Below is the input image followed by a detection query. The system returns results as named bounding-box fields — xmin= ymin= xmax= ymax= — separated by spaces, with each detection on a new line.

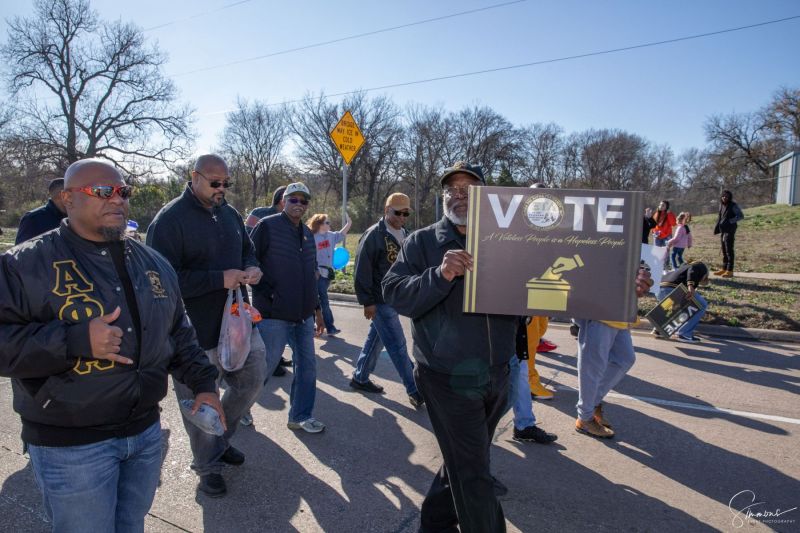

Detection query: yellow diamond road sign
xmin=330 ymin=111 xmax=365 ymax=165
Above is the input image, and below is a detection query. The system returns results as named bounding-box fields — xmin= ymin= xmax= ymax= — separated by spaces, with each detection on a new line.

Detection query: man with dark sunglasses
xmin=351 ymin=193 xmax=423 ymax=408
xmin=147 ymin=154 xmax=268 ymax=497
xmin=0 ymin=158 xmax=222 ymax=531
xmin=251 ymin=182 xmax=327 ymax=434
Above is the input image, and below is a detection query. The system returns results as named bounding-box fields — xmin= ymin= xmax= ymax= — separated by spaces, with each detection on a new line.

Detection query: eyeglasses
xmin=392 ymin=209 xmax=411 ymax=217
xmin=443 ymin=186 xmax=470 ymax=199
xmin=196 ymin=171 xmax=232 ymax=189
xmin=65 ymin=185 xmax=133 ymax=200
xmin=286 ymin=197 xmax=309 ymax=205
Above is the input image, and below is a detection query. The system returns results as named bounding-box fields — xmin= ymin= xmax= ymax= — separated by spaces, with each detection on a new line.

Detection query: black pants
xmin=721 ymin=231 xmax=736 ymax=271
xmin=415 ymin=363 xmax=510 ymax=533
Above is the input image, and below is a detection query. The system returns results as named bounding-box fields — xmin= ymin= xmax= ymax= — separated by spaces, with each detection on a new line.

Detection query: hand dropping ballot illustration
xmin=463 ymin=186 xmax=643 ymax=322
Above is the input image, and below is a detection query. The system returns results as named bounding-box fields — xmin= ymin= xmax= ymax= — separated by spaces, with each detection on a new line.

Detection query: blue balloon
xmin=332 ymin=247 xmax=350 ymax=270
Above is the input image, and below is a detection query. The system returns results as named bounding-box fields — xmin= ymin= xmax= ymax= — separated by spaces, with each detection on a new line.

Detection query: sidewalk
xmin=713 ymin=271 xmax=800 ymax=282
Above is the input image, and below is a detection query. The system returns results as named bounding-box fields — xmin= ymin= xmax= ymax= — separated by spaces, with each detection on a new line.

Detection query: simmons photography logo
xmin=729 ymin=490 xmax=797 ymax=529
xmin=524 ymin=194 xmax=564 ymax=230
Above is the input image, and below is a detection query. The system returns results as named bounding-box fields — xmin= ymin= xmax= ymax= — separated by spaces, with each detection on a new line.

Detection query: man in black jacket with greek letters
xmin=0 ymin=159 xmax=222 ymax=532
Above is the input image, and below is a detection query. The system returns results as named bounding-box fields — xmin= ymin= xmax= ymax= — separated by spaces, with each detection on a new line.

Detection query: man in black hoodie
xmin=147 ymin=154 xmax=268 ymax=497
xmin=713 ymin=190 xmax=744 ymax=278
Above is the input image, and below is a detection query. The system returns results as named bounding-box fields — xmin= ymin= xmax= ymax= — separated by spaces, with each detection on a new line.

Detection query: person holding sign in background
xmin=656 ymin=261 xmax=709 ymax=343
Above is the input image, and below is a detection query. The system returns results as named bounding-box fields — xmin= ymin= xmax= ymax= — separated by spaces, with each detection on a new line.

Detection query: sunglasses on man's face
xmin=286 ymin=197 xmax=309 ymax=206
xmin=392 ymin=209 xmax=411 ymax=217
xmin=66 ymin=185 xmax=133 ymax=200
xmin=196 ymin=170 xmax=232 ymax=189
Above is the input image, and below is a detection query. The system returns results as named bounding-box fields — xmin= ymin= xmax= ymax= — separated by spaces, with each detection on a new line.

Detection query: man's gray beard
xmin=443 ymin=201 xmax=467 ymax=226
xmin=100 ymin=224 xmax=126 ymax=241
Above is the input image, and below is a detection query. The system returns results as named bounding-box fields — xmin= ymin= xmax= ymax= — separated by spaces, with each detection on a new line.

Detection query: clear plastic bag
xmin=218 ymin=287 xmax=252 ymax=372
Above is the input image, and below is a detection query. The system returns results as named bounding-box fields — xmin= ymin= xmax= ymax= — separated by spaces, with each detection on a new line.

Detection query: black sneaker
xmin=349 ymin=378 xmax=384 ymax=394
xmin=198 ymin=473 xmax=227 ymax=497
xmin=327 ymin=327 xmax=342 ymax=336
xmin=569 ymin=324 xmax=580 ymax=337
xmin=279 ymin=357 xmax=292 ymax=367
xmin=273 ymin=364 xmax=287 ymax=377
xmin=408 ymin=392 xmax=425 ymax=408
xmin=513 ymin=425 xmax=558 ymax=444
xmin=221 ymin=446 xmax=245 ymax=466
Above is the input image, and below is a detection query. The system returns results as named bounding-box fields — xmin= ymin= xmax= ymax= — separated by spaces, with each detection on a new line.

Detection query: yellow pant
xmin=527 ymin=316 xmax=549 ymax=388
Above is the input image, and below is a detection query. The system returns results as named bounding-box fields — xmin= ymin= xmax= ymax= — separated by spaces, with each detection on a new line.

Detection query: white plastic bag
xmin=218 ymin=287 xmax=252 ymax=372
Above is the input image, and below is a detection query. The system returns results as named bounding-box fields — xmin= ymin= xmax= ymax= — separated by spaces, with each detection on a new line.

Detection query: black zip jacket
xmin=382 ymin=217 xmax=517 ymax=377
xmin=0 ymin=221 xmax=218 ymax=446
xmin=354 ymin=218 xmax=407 ymax=306
xmin=713 ymin=201 xmax=744 ymax=235
xmin=251 ymin=213 xmax=319 ymax=322
xmin=147 ymin=185 xmax=258 ymax=349
xmin=15 ymin=199 xmax=66 ymax=245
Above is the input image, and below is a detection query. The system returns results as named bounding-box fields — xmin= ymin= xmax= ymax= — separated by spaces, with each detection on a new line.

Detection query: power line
xmin=143 ymin=0 xmax=256 ymax=32
xmin=173 ymin=0 xmax=527 ymax=76
xmin=258 ymin=15 xmax=800 ymax=107
xmin=201 ymin=13 xmax=800 ymax=115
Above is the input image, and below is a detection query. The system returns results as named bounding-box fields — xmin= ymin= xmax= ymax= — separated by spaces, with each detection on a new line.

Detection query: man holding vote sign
xmin=384 ymin=162 xmax=652 ymax=532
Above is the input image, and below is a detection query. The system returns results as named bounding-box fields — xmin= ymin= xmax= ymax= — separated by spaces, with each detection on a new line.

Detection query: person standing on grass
xmin=308 ymin=211 xmax=351 ymax=336
xmin=667 ymin=212 xmax=693 ymax=269
xmin=713 ymin=191 xmax=744 ymax=278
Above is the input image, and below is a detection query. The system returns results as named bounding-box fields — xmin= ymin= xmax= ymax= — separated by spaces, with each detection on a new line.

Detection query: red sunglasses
xmin=66 ymin=185 xmax=134 ymax=200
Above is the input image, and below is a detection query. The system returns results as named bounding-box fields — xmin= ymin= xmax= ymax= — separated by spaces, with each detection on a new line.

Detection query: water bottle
xmin=179 ymin=399 xmax=225 ymax=436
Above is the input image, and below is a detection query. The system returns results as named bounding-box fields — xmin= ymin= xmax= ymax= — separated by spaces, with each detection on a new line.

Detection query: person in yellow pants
xmin=527 ymin=316 xmax=555 ymax=400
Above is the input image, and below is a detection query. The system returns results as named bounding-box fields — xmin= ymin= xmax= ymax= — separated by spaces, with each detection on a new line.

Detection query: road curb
xmin=327 ymin=292 xmax=800 ymax=344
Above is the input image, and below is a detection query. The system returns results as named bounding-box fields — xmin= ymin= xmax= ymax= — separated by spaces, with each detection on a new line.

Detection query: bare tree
xmin=1 ymin=0 xmax=193 ymax=174
xmin=762 ymin=86 xmax=800 ymax=151
xmin=516 ymin=122 xmax=563 ymax=186
xmin=220 ymin=97 xmax=288 ymax=208
xmin=446 ymin=105 xmax=518 ymax=178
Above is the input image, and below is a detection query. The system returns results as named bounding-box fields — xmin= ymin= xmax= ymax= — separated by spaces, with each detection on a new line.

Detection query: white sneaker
xmin=287 ymin=417 xmax=326 ymax=433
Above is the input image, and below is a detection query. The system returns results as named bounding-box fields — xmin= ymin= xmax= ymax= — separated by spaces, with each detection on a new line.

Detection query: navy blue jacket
xmin=146 ymin=185 xmax=258 ymax=349
xmin=251 ymin=213 xmax=319 ymax=322
xmin=382 ymin=217 xmax=517 ymax=377
xmin=15 ymin=200 xmax=66 ymax=245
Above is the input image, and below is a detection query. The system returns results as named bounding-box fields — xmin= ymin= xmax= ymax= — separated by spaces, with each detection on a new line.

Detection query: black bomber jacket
xmin=0 ymin=221 xmax=218 ymax=446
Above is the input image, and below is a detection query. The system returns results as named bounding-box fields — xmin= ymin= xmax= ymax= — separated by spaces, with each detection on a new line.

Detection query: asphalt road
xmin=1 ymin=302 xmax=798 ymax=532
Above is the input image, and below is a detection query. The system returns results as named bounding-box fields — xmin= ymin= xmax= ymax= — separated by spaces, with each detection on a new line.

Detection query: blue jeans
xmin=262 ymin=316 xmax=318 ymax=423
xmin=670 ymin=247 xmax=685 ymax=269
xmin=174 ymin=327 xmax=267 ymax=476
xmin=317 ymin=276 xmax=336 ymax=333
xmin=658 ymin=287 xmax=707 ymax=338
xmin=575 ymin=320 xmax=636 ymax=421
xmin=505 ymin=356 xmax=536 ymax=430
xmin=28 ymin=421 xmax=162 ymax=533
xmin=353 ymin=304 xmax=417 ymax=394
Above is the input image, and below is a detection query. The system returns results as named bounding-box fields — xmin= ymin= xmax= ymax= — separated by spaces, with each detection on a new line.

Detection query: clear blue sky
xmin=2 ymin=0 xmax=799 ymax=158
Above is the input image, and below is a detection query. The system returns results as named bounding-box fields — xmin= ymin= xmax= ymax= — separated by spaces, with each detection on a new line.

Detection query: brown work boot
xmin=713 ymin=268 xmax=727 ymax=275
xmin=593 ymin=404 xmax=612 ymax=428
xmin=575 ymin=417 xmax=615 ymax=439
xmin=720 ymin=270 xmax=733 ymax=278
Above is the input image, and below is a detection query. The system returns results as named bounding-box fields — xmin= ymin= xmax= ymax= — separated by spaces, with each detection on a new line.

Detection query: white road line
xmin=555 ymin=385 xmax=800 ymax=425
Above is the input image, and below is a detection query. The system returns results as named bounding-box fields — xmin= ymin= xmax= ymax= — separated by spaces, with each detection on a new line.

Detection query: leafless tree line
xmin=1 ymin=0 xmax=798 ymax=229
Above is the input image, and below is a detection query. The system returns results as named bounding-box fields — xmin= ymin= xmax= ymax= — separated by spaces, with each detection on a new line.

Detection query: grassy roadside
xmin=3 ymin=204 xmax=798 ymax=331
